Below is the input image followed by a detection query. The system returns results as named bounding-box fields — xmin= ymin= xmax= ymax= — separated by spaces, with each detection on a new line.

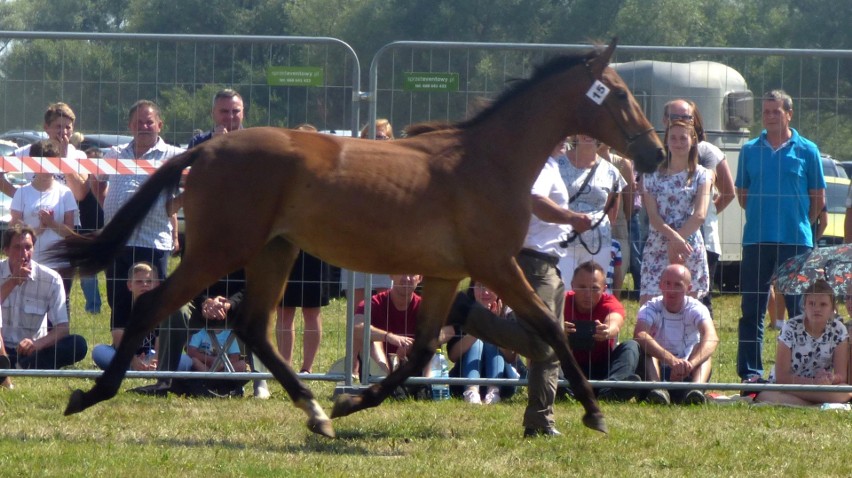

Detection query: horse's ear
xmin=589 ymin=38 xmax=617 ymax=76
xmin=600 ymin=38 xmax=617 ymax=64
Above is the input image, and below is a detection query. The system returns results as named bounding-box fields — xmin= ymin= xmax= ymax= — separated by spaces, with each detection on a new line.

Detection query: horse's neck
xmin=466 ymin=82 xmax=581 ymax=188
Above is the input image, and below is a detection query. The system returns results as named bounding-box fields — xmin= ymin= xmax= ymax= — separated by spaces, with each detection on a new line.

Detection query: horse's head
xmin=584 ymin=40 xmax=664 ymax=173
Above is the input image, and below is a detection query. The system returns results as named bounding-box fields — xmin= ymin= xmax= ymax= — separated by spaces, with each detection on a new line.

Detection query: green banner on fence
xmin=403 ymin=72 xmax=459 ymax=92
xmin=266 ymin=66 xmax=324 ymax=87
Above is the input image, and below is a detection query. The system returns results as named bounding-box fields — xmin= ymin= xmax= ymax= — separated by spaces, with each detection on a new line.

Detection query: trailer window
xmin=725 ymin=91 xmax=754 ymax=130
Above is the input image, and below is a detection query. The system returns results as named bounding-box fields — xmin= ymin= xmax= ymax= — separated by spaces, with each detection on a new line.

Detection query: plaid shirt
xmin=0 ymin=259 xmax=67 ymax=346
xmin=103 ymin=138 xmax=184 ymax=250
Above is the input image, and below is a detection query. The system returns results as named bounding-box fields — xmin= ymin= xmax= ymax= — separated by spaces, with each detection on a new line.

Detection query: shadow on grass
xmin=6 ymin=423 xmax=447 ymax=456
xmin=155 ymin=425 xmax=444 ymax=456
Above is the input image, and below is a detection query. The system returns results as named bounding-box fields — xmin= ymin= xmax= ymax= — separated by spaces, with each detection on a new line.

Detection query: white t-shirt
xmin=524 ymin=156 xmax=572 ymax=257
xmin=11 ymin=182 xmax=79 ymax=268
xmin=557 ymin=154 xmax=627 ymax=251
xmin=636 ymin=295 xmax=712 ymax=359
xmin=697 ymin=141 xmax=725 ymax=254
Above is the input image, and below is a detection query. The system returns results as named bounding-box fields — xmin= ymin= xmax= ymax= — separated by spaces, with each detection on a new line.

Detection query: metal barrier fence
xmin=0 ymin=31 xmax=361 ymax=139
xmin=363 ymin=41 xmax=852 ymax=395
xmin=0 ymin=31 xmax=362 ymax=386
xmin=4 ymin=32 xmax=852 ymax=397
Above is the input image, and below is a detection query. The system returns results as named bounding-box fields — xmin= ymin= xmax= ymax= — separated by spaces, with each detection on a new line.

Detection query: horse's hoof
xmin=331 ymin=393 xmax=362 ymax=419
xmin=582 ymin=412 xmax=608 ymax=434
xmin=64 ymin=389 xmax=86 ymax=416
xmin=294 ymin=398 xmax=335 ymax=438
xmin=308 ymin=417 xmax=336 ymax=438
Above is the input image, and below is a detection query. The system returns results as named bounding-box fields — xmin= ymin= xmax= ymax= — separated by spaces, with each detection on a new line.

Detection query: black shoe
xmin=599 ymin=373 xmax=642 ymax=401
xmin=645 ymin=388 xmax=671 ymax=405
xmin=206 ymin=387 xmax=244 ymax=398
xmin=446 ymin=292 xmax=474 ymax=328
xmin=683 ymin=389 xmax=707 ymax=405
xmin=129 ymin=380 xmax=171 ymax=397
xmin=740 ymin=375 xmax=768 ymax=399
xmin=596 ymin=387 xmax=618 ymax=401
xmin=523 ymin=426 xmax=562 ymax=438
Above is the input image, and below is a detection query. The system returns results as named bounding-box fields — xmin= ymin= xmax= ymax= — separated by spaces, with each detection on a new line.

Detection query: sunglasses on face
xmin=668 ymin=113 xmax=694 ymax=122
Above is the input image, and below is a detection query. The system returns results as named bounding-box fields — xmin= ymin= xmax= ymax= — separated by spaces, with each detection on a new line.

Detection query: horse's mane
xmin=402 ymin=121 xmax=457 ymax=137
xmin=458 ymin=47 xmax=600 ymax=130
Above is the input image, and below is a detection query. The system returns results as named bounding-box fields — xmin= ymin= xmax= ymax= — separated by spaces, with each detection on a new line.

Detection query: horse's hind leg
xmin=332 ymin=277 xmax=459 ymax=418
xmin=234 ymin=237 xmax=334 ymax=438
xmin=65 ymin=266 xmax=212 ymax=415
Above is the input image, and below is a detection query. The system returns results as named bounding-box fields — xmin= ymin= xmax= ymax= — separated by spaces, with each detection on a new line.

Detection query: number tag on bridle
xmin=586 ymin=80 xmax=610 ymax=105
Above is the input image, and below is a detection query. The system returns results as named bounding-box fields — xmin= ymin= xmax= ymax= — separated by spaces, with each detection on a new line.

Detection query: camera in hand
xmin=568 ymin=320 xmax=596 ymax=351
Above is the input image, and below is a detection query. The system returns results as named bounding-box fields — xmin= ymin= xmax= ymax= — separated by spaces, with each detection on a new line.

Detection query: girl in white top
xmin=10 ymin=141 xmax=79 ymax=275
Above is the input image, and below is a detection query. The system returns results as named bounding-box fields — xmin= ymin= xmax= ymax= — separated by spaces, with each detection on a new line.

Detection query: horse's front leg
xmin=520 ymin=300 xmax=606 ymax=433
xmin=332 ymin=277 xmax=459 ymax=418
xmin=468 ymin=262 xmax=606 ymax=434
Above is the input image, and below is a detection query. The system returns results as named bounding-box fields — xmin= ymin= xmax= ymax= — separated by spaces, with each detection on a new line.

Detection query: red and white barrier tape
xmin=1 ymin=156 xmax=165 ymax=176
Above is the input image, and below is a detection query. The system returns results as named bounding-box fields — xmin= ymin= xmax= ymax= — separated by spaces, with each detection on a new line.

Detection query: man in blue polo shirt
xmin=187 ymin=88 xmax=244 ymax=148
xmin=734 ymin=89 xmax=825 ymax=383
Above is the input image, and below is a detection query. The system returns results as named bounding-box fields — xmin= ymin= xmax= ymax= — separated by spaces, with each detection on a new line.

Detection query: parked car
xmin=0 ymin=139 xmax=17 ymax=156
xmin=838 ymin=161 xmax=852 ymax=179
xmin=0 ymin=130 xmax=47 ymax=147
xmin=822 ymin=154 xmax=848 ymax=179
xmin=816 ymin=175 xmax=851 ymax=247
xmin=79 ymin=133 xmax=133 ymax=152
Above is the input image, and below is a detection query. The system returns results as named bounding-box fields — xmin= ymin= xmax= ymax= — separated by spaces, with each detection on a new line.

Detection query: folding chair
xmin=206 ymin=330 xmax=239 ymax=373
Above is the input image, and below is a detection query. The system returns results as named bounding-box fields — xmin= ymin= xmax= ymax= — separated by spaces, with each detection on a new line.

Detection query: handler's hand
xmin=16 ymin=338 xmax=36 ymax=357
xmin=202 ymin=296 xmax=231 ymax=320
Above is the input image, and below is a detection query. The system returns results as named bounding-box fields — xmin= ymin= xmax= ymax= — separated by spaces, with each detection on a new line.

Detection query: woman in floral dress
xmin=639 ymin=120 xmax=711 ymax=304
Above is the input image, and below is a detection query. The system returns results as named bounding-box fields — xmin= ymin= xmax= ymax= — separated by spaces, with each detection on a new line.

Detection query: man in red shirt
xmin=353 ymin=273 xmax=453 ymax=375
xmin=564 ymin=261 xmax=641 ymax=400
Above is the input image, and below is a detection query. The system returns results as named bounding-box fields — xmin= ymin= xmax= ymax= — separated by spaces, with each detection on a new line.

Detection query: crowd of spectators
xmin=1 ymin=88 xmax=849 ymax=439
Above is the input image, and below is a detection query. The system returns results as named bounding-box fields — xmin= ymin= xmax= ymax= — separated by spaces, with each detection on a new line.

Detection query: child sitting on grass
xmin=756 ymin=279 xmax=852 ymax=406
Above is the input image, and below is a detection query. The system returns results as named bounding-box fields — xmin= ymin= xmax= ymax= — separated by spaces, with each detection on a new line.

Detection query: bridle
xmin=583 ymin=61 xmax=655 ymax=148
xmin=557 ymin=61 xmax=652 ymax=249
xmin=559 ymin=182 xmax=619 ymax=250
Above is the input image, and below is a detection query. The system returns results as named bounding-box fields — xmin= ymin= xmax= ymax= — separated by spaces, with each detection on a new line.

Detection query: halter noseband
xmin=558 ymin=61 xmax=652 ymax=249
xmin=584 ymin=61 xmax=655 ymax=146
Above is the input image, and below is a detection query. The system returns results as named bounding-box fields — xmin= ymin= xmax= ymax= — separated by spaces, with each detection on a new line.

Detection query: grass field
xmin=2 ymin=276 xmax=852 ymax=477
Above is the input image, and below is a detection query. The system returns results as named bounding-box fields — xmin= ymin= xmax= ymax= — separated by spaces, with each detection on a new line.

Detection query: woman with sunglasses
xmin=556 ymin=135 xmax=627 ymax=287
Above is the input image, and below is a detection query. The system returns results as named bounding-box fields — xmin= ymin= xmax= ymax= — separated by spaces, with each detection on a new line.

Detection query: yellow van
xmin=817 ymin=175 xmax=851 ymax=247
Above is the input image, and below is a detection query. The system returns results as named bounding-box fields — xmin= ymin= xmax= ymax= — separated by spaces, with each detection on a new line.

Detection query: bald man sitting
xmin=633 ymin=264 xmax=719 ymax=405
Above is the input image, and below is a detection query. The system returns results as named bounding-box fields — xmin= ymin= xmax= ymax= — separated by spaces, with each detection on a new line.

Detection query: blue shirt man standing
xmin=734 ymin=89 xmax=825 ymax=382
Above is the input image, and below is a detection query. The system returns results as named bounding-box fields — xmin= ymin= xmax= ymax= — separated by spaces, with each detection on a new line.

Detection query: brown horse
xmin=54 ymin=40 xmax=663 ymax=438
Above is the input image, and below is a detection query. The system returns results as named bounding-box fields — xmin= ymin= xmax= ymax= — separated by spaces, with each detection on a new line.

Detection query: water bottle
xmin=142 ymin=349 xmax=157 ymax=367
xmin=430 ymin=348 xmax=450 ymax=401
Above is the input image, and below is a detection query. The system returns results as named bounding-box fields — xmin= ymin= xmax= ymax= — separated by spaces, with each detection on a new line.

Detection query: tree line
xmin=1 ymin=0 xmax=850 ymax=154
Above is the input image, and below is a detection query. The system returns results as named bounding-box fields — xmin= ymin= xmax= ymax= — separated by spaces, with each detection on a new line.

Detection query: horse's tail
xmin=50 ymin=149 xmax=198 ymax=275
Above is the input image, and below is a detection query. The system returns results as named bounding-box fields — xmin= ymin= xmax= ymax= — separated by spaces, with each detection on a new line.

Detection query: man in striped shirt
xmin=99 ymin=100 xmax=183 ymax=359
